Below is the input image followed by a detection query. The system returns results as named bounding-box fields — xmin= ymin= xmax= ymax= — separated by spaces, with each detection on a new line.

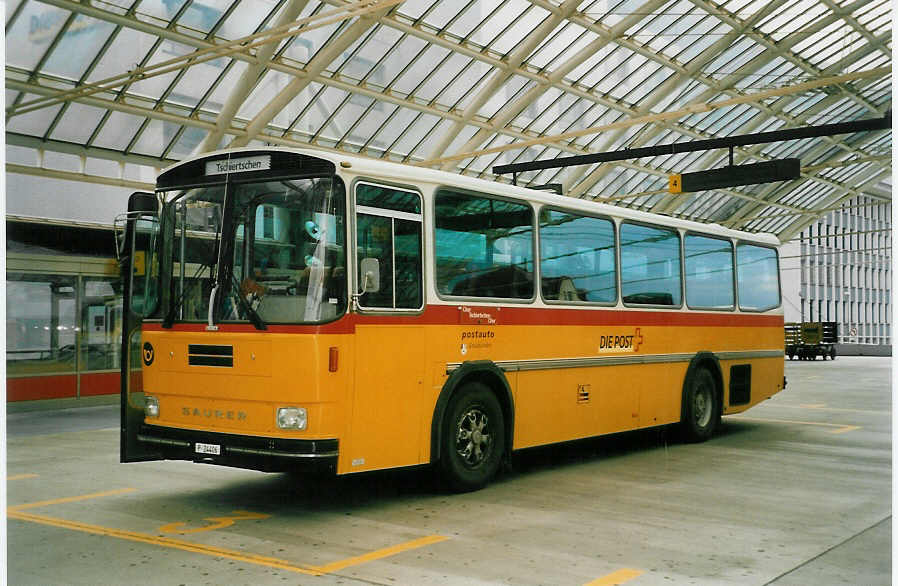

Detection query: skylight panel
xmin=5 ymin=0 xmax=24 ymax=27
xmin=446 ymin=0 xmax=504 ymax=39
xmin=166 ymin=59 xmax=231 ymax=108
xmin=441 ymin=60 xmax=491 ymax=110
xmin=569 ymin=45 xmax=621 ymax=88
xmin=162 ymin=126 xmax=204 ymax=157
xmin=42 ymin=15 xmax=117 ymax=82
xmin=216 ymin=0 xmax=279 ymax=40
xmin=591 ymin=51 xmax=650 ymax=101
xmin=414 ymin=0 xmax=469 ymax=30
xmin=406 ymin=117 xmax=453 ymax=161
xmin=475 ymin=0 xmax=531 ymax=46
xmin=419 ymin=52 xmax=476 ymax=104
xmin=129 ymin=119 xmax=170 ymax=157
xmin=172 ymin=0 xmax=230 ymax=37
xmin=136 ymin=0 xmax=188 ymax=29
xmin=489 ymin=5 xmax=551 ymax=56
xmin=7 ymin=98 xmax=63 ymax=137
xmin=390 ymin=44 xmax=452 ymax=99
xmin=6 ymin=2 xmax=71 ymax=71
xmin=395 ymin=0 xmax=439 ymax=22
xmin=84 ymin=28 xmax=155 ymax=84
xmin=91 ymin=111 xmax=146 ymax=150
xmin=527 ymin=21 xmax=591 ymax=71
xmin=46 ymin=103 xmax=106 ymax=145
xmin=476 ymin=75 xmax=533 ymax=120
xmin=372 ymin=35 xmax=430 ymax=90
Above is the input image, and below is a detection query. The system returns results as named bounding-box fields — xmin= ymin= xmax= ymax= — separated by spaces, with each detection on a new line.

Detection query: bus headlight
xmin=277 ymin=407 xmax=307 ymax=430
xmin=144 ymin=395 xmax=160 ymax=418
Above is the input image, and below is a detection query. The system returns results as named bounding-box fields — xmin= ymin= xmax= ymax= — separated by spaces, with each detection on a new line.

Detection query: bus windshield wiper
xmin=229 ymin=273 xmax=267 ymax=330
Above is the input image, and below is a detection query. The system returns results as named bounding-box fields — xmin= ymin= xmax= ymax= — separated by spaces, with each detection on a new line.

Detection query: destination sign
xmin=205 ymin=155 xmax=271 ymax=176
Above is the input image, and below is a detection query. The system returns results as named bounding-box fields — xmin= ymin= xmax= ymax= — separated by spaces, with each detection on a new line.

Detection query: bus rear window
xmin=435 ymin=191 xmax=534 ymax=300
xmin=737 ymin=243 xmax=780 ymax=311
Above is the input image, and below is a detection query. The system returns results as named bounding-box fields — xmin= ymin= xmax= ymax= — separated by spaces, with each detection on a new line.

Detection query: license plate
xmin=195 ymin=442 xmax=221 ymax=455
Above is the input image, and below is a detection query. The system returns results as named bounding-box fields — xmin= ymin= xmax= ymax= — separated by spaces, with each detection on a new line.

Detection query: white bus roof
xmin=160 ymin=146 xmax=782 ymax=247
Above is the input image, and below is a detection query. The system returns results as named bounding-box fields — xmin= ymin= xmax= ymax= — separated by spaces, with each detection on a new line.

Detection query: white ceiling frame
xmin=774 ymin=166 xmax=891 ymax=241
xmin=425 ymin=0 xmax=583 ymax=167
xmin=562 ymin=0 xmax=792 ymax=199
xmin=195 ymin=0 xmax=311 ymax=154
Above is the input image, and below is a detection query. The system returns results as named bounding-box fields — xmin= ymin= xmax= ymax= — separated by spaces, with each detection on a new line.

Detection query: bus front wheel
xmin=438 ymin=383 xmax=505 ymax=492
xmin=681 ymin=368 xmax=720 ymax=443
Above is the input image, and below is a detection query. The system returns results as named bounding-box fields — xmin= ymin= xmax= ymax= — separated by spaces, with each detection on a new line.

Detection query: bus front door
xmin=120 ymin=192 xmax=163 ymax=463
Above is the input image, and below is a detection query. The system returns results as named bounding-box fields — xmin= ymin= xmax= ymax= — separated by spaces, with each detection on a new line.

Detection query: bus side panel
xmin=342 ymin=325 xmax=427 ymax=474
xmin=513 ymin=366 xmax=639 ymax=449
xmin=722 ymin=356 xmax=785 ymax=415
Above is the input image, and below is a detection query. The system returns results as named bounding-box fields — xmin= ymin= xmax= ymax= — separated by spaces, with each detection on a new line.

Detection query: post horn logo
xmin=142 ymin=342 xmax=155 ymax=366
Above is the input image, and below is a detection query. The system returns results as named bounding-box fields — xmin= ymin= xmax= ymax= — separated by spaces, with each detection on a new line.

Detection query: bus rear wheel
xmin=438 ymin=383 xmax=505 ymax=492
xmin=680 ymin=368 xmax=720 ymax=443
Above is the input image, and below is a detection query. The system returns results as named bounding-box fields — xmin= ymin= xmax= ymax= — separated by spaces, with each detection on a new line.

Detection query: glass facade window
xmin=737 ymin=244 xmax=781 ymax=311
xmin=6 ymin=274 xmax=77 ymax=377
xmin=539 ymin=208 xmax=616 ymax=303
xmin=685 ymin=234 xmax=734 ymax=310
xmin=620 ymin=223 xmax=681 ymax=306
xmin=435 ymin=191 xmax=534 ymax=300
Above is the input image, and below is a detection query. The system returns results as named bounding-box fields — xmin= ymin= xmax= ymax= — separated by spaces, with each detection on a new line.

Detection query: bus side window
xmin=539 ymin=208 xmax=616 ymax=303
xmin=435 ymin=190 xmax=534 ymax=300
xmin=685 ymin=234 xmax=734 ymax=310
xmin=620 ymin=223 xmax=681 ymax=306
xmin=355 ymin=183 xmax=423 ymax=311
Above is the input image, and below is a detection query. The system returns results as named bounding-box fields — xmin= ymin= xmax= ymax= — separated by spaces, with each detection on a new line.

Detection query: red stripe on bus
xmin=142 ymin=305 xmax=782 ymax=334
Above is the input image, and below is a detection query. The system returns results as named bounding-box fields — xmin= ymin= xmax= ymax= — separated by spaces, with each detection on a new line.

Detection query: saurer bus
xmin=120 ymin=147 xmax=785 ymax=491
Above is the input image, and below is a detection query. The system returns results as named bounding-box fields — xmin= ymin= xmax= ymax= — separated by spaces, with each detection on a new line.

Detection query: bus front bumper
xmin=138 ymin=424 xmax=339 ymax=473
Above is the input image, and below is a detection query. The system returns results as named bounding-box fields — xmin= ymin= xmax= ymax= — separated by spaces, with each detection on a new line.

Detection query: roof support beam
xmin=775 ymin=168 xmax=891 ymax=241
xmin=229 ymin=2 xmax=395 ymax=147
xmin=6 ymin=163 xmax=155 ymax=191
xmin=196 ymin=0 xmax=311 ymax=154
xmin=425 ymin=0 xmax=581 ymax=168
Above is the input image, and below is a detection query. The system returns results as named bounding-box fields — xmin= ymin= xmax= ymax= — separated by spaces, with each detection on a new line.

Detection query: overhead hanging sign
xmin=205 ymin=155 xmax=271 ymax=176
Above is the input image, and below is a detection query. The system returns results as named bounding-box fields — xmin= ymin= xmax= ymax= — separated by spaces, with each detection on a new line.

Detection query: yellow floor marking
xmin=736 ymin=416 xmax=860 ymax=434
xmin=8 ymin=509 xmax=321 ymax=575
xmin=9 ymin=488 xmax=137 ymax=512
xmin=9 ymin=490 xmax=447 ymax=576
xmin=770 ymin=403 xmax=888 ymax=415
xmin=8 ymin=474 xmax=39 ymax=481
xmin=314 ymin=534 xmax=449 ymax=574
xmin=160 ymin=510 xmax=271 ymax=534
xmin=584 ymin=568 xmax=644 ymax=585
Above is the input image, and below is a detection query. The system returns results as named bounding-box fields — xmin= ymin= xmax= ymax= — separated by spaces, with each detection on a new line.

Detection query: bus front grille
xmin=188 ymin=344 xmax=233 ymax=367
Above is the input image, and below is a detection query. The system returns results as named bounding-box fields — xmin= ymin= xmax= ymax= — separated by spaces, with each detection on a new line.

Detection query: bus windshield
xmin=162 ymin=176 xmax=347 ymax=326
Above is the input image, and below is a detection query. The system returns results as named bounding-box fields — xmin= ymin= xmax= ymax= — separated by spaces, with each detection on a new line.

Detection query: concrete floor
xmin=7 ymin=356 xmax=891 ymax=585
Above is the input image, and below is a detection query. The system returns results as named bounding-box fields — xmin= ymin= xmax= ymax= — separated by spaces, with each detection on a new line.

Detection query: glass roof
xmin=5 ymin=0 xmax=892 ymax=238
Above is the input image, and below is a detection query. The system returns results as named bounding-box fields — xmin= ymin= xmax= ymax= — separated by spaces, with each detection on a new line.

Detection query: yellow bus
xmin=120 ymin=147 xmax=785 ymax=491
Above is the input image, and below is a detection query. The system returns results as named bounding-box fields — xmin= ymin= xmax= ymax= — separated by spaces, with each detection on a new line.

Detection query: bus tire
xmin=680 ymin=368 xmax=720 ymax=443
xmin=438 ymin=382 xmax=505 ymax=492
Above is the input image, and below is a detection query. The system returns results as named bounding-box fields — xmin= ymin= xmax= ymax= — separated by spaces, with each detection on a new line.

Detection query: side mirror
xmin=360 ymin=257 xmax=380 ymax=293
